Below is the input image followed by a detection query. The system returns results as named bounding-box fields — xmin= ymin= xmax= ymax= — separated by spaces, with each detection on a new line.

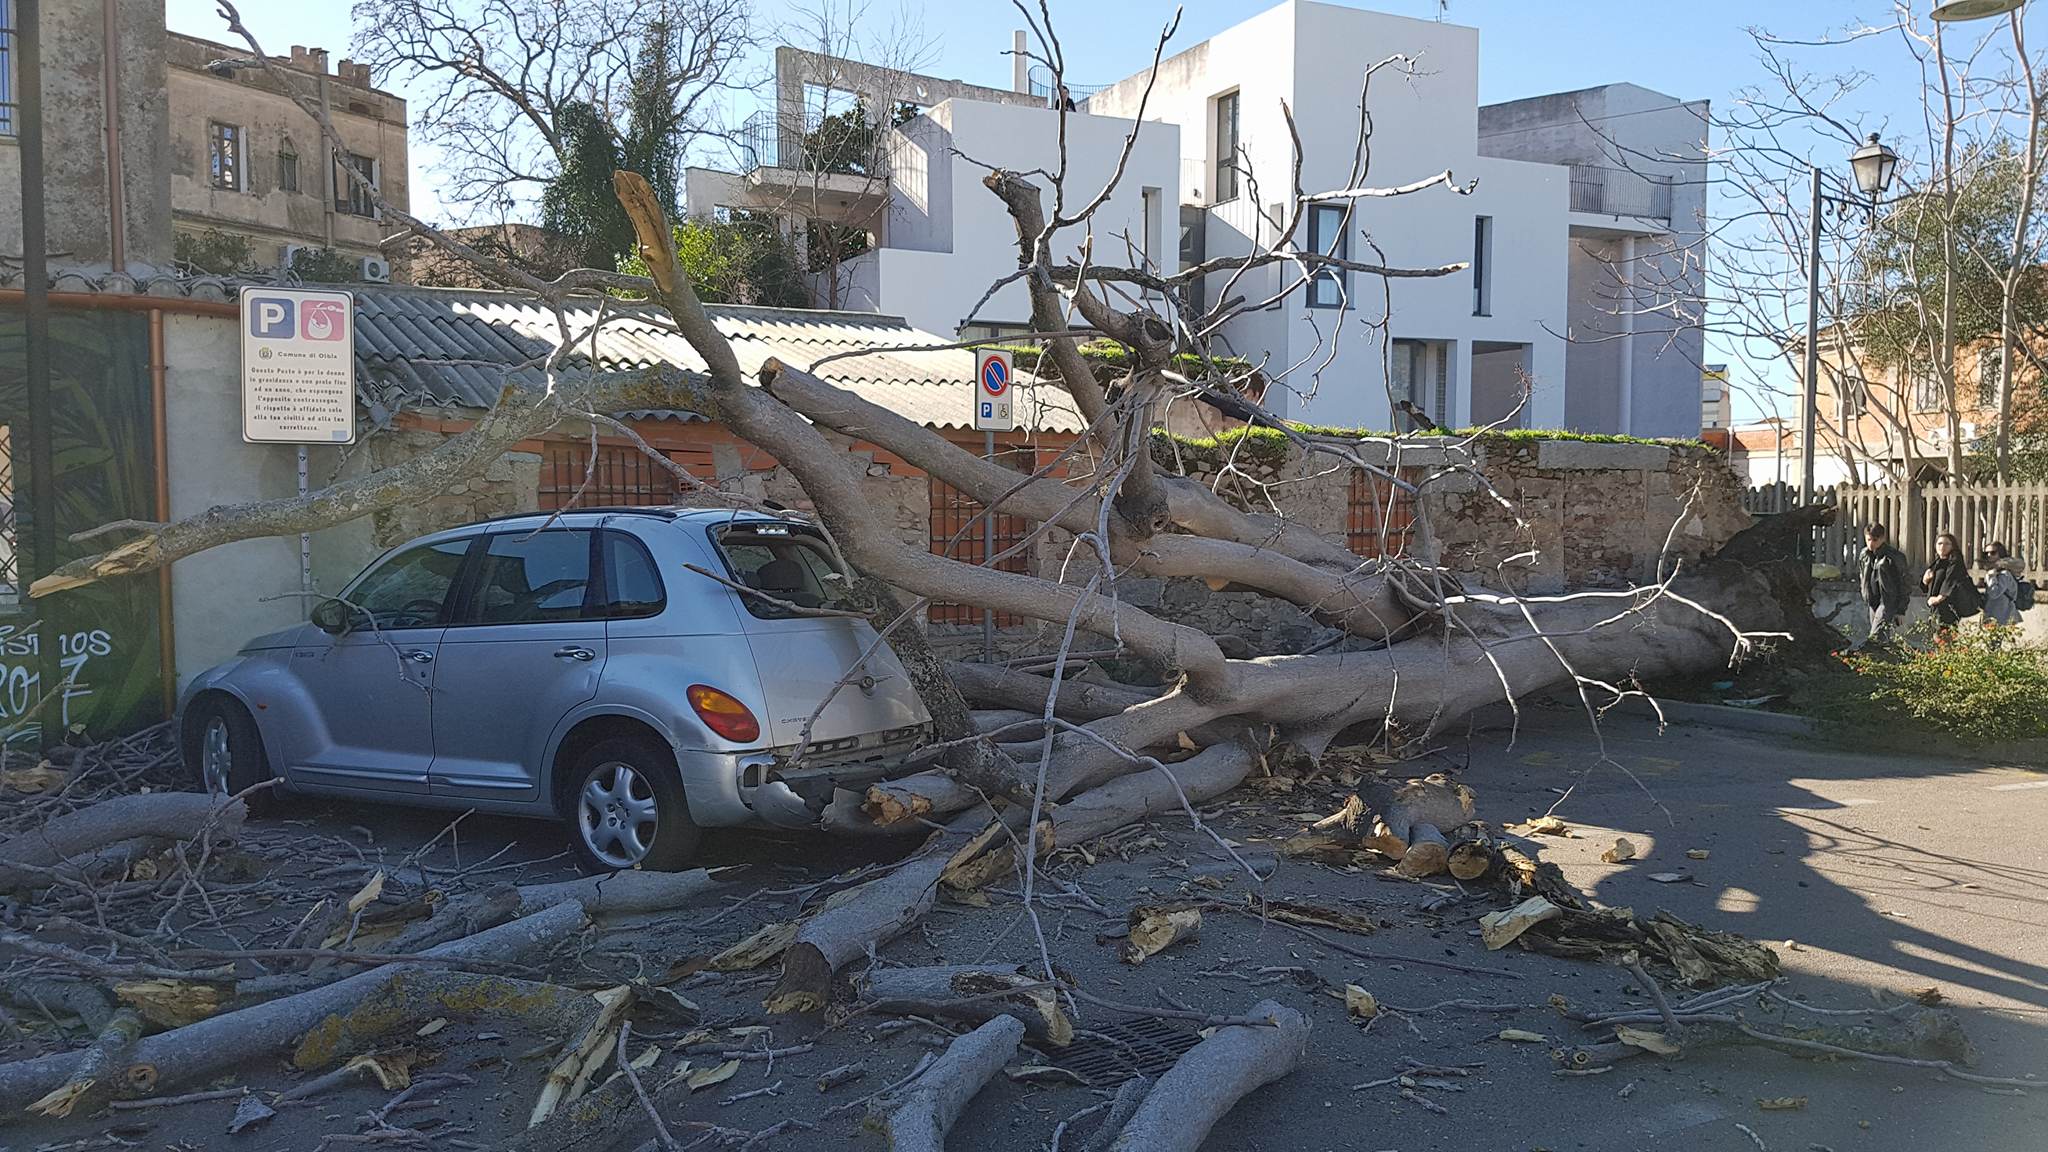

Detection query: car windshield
xmin=712 ymin=523 xmax=844 ymax=618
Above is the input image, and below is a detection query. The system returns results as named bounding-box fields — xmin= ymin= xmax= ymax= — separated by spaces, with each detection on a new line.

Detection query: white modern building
xmin=683 ymin=0 xmax=1708 ymax=438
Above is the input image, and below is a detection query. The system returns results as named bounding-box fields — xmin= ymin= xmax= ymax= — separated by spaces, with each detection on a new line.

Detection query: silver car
xmin=178 ymin=508 xmax=931 ymax=872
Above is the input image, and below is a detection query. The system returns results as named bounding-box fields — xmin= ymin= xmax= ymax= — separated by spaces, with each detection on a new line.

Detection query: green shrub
xmin=1839 ymin=624 xmax=2048 ymax=744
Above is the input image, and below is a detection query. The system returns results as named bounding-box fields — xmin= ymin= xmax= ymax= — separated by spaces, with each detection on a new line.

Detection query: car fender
xmin=182 ymin=652 xmax=329 ymax=781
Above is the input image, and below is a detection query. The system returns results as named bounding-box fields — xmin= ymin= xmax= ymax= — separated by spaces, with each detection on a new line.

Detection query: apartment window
xmin=208 ymin=122 xmax=243 ymax=191
xmin=277 ymin=140 xmax=300 ymax=193
xmin=1213 ymin=90 xmax=1240 ymax=203
xmin=335 ymin=152 xmax=377 ymax=216
xmin=1306 ymin=203 xmax=1348 ymax=309
xmin=1472 ymin=216 xmax=1493 ymax=316
xmin=1837 ymin=368 xmax=1868 ymax=426
xmin=1978 ymin=347 xmax=2005 ymax=409
xmin=1141 ymin=186 xmax=1163 ymax=273
xmin=1909 ymin=366 xmax=1942 ymax=413
xmin=0 ymin=0 xmax=16 ymax=137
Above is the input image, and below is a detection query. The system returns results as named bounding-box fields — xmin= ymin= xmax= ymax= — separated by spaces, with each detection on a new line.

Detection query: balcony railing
xmin=1568 ymin=164 xmax=1672 ymax=220
xmin=1027 ymin=64 xmax=1103 ymax=110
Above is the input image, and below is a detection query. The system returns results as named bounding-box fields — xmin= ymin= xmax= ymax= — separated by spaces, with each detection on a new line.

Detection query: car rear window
xmin=711 ymin=523 xmax=845 ymax=619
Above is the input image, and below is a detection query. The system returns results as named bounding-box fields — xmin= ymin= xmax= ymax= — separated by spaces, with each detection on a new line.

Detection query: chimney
xmin=289 ymin=45 xmax=309 ymax=69
xmin=1012 ymin=30 xmax=1027 ymax=94
xmin=308 ymin=47 xmax=329 ymax=75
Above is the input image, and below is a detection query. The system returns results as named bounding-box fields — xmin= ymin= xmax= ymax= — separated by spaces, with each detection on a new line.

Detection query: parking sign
xmin=240 ymin=286 xmax=356 ymax=444
xmin=973 ymin=348 xmax=1015 ymax=432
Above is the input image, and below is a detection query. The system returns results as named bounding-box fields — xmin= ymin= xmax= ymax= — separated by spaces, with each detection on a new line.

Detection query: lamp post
xmin=1800 ymin=132 xmax=1900 ymax=506
xmin=1929 ymin=0 xmax=2025 ymax=21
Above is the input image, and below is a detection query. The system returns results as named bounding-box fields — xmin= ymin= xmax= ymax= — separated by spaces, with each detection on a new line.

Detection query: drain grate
xmin=1049 ymin=1017 xmax=1202 ymax=1086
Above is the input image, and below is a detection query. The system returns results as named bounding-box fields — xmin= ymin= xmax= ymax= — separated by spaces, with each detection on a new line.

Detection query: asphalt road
xmin=105 ymin=700 xmax=2047 ymax=1152
xmin=1443 ymin=696 xmax=2048 ymax=1150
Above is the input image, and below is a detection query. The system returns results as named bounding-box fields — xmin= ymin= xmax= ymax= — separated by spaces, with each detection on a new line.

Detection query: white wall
xmin=863 ymin=99 xmax=1180 ymax=335
xmin=1089 ymin=0 xmax=1571 ymax=431
xmin=163 ymin=313 xmax=371 ymax=687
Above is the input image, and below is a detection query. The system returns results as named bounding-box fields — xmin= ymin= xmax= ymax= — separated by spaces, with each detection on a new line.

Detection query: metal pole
xmin=297 ymin=445 xmax=313 ymax=603
xmin=1801 ymin=165 xmax=1823 ymax=508
xmin=981 ymin=429 xmax=995 ymax=662
xmin=20 ymin=0 xmax=60 ymax=751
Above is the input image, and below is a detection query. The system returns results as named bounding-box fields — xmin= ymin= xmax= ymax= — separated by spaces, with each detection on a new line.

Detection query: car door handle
xmin=404 ymin=649 xmax=435 ymax=664
xmin=554 ymin=646 xmax=596 ymax=662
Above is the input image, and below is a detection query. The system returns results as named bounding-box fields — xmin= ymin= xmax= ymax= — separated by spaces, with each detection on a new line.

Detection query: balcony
xmin=732 ymin=109 xmax=890 ymax=221
xmin=1026 ymin=65 xmax=1104 ymax=111
xmin=1568 ymin=164 xmax=1672 ymax=226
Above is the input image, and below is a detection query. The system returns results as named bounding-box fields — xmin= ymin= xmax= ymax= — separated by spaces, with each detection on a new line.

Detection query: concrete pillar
xmin=1617 ymin=235 xmax=1636 ymax=436
xmin=1013 ymin=31 xmax=1028 ymax=95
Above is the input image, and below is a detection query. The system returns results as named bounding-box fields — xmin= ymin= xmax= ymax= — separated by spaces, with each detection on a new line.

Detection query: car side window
xmin=346 ymin=539 xmax=471 ymax=629
xmin=462 ymin=530 xmax=596 ymax=625
xmin=601 ymin=531 xmax=665 ymax=619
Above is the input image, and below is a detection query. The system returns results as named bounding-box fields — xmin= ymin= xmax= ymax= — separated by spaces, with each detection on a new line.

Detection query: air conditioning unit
xmin=281 ymin=243 xmax=308 ymax=268
xmin=359 ymin=255 xmax=391 ymax=283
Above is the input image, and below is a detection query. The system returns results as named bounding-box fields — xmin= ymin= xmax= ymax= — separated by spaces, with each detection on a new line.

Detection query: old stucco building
xmin=166 ymin=33 xmax=410 ymax=275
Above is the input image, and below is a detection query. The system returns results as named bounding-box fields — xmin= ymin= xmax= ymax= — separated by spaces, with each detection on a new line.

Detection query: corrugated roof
xmin=350 ymin=285 xmax=1084 ymax=434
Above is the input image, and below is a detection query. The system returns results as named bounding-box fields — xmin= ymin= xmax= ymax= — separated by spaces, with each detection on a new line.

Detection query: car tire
xmin=185 ymin=695 xmax=274 ymax=811
xmin=565 ymin=737 xmax=700 ymax=873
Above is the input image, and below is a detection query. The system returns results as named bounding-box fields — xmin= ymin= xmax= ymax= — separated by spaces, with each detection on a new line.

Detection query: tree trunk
xmin=1106 ymin=999 xmax=1309 ymax=1152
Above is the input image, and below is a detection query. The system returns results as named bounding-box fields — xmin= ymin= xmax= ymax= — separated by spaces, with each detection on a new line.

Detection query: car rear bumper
xmin=748 ymin=757 xmax=914 ymax=828
xmin=677 ymin=730 xmax=930 ymax=829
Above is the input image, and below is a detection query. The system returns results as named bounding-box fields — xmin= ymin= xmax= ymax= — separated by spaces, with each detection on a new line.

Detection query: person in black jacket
xmin=1856 ymin=523 xmax=1910 ymax=646
xmin=1923 ymin=531 xmax=1981 ymax=633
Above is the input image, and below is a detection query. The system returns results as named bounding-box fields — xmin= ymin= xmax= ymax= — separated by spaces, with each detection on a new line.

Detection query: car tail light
xmin=688 ymin=684 xmax=761 ymax=743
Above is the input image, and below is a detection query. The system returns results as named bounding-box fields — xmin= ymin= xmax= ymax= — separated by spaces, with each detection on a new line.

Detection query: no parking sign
xmin=973 ymin=348 xmax=1015 ymax=432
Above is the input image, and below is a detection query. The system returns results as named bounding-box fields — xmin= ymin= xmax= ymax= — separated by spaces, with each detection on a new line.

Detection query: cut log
xmin=861 ymin=965 xmax=1072 ymax=1045
xmin=946 ymin=662 xmax=1161 ymax=721
xmin=290 ymin=972 xmax=607 ymax=1072
xmin=863 ymin=772 xmax=986 ymax=828
xmin=0 ymin=793 xmax=244 ymax=890
xmin=25 ymin=1008 xmax=143 ymax=1119
xmin=1106 ymin=998 xmax=1309 ymax=1152
xmin=1447 ymin=835 xmax=1501 ymax=882
xmin=766 ymin=817 xmax=981 ymax=1014
xmin=1395 ymin=823 xmax=1451 ymax=878
xmin=513 ymin=868 xmax=721 ymax=917
xmin=877 ymin=1014 xmax=1025 ymax=1152
xmin=939 ymin=744 xmax=1257 ymax=890
xmin=0 ymin=900 xmax=587 ymax=1110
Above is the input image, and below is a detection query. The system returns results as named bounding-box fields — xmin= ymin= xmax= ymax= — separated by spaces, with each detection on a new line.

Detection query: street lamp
xmin=1929 ymin=0 xmax=2025 ymax=21
xmin=1800 ymin=133 xmax=1900 ymax=507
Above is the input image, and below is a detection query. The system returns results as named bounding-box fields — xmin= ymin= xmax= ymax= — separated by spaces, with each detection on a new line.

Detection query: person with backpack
xmin=1856 ymin=523 xmax=1910 ymax=647
xmin=1924 ymin=532 xmax=1981 ymax=634
xmin=1980 ymin=541 xmax=2026 ymax=635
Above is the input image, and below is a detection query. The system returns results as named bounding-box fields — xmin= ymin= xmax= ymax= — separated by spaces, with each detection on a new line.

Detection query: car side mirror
xmin=310 ymin=598 xmax=356 ymax=635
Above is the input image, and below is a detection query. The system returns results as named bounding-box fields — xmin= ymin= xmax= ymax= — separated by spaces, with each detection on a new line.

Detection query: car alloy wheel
xmin=577 ymin=760 xmax=660 ymax=868
xmin=200 ymin=716 xmax=234 ymax=797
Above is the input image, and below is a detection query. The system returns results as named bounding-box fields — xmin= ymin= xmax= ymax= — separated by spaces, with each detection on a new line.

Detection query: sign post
xmin=972 ymin=350 xmax=1016 ymax=660
xmin=240 ymin=287 xmax=357 ymax=603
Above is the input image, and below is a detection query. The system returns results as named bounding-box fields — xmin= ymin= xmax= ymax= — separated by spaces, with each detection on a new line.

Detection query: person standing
xmin=1857 ymin=523 xmax=1909 ymax=646
xmin=1980 ymin=541 xmax=2022 ymax=632
xmin=1924 ymin=531 xmax=1980 ymax=633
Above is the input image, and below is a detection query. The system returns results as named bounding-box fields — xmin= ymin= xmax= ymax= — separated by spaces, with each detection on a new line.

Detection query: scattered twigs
xmin=616 ymin=1022 xmax=684 ymax=1152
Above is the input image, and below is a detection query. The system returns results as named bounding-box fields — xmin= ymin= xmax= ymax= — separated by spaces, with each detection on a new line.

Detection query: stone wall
xmin=361 ymin=426 xmax=543 ymax=549
xmin=1131 ymin=434 xmax=1749 ymax=657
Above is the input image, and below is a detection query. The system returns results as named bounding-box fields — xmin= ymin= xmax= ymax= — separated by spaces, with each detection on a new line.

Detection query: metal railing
xmin=1027 ymin=64 xmax=1103 ymax=109
xmin=1568 ymin=164 xmax=1672 ymax=220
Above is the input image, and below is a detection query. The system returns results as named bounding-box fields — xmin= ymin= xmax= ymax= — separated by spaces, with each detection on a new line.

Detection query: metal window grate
xmin=1048 ymin=1017 xmax=1201 ymax=1086
xmin=0 ymin=423 xmax=16 ymax=612
xmin=539 ymin=443 xmax=695 ymax=510
xmin=0 ymin=0 xmax=15 ymax=138
xmin=1348 ymin=467 xmax=1419 ymax=560
xmin=928 ymin=449 xmax=1034 ymax=626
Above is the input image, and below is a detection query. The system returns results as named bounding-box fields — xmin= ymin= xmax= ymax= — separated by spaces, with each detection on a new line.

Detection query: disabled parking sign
xmin=240 ymin=286 xmax=356 ymax=444
xmin=973 ymin=348 xmax=1015 ymax=432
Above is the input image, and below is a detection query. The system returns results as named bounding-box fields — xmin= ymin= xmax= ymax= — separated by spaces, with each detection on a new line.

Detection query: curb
xmin=1615 ymin=696 xmax=1821 ymax=738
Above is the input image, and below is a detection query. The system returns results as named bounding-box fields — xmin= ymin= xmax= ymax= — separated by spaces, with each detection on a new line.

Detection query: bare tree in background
xmin=352 ymin=0 xmax=754 ymax=219
xmin=1699 ymin=5 xmax=2048 ymax=492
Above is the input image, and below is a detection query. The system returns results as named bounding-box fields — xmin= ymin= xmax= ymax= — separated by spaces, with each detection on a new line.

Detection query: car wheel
xmin=186 ymin=696 xmax=272 ymax=807
xmin=566 ymin=737 xmax=699 ymax=872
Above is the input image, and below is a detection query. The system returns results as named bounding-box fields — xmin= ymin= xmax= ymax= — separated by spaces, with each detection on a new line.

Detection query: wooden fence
xmin=1746 ymin=479 xmax=2048 ymax=575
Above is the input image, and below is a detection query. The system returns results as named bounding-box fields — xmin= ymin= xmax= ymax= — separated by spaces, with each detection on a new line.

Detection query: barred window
xmin=0 ymin=423 xmax=17 ymax=613
xmin=209 ymin=122 xmax=243 ymax=191
xmin=277 ymin=142 xmax=300 ymax=193
xmin=0 ymin=0 xmax=17 ymax=137
xmin=1347 ymin=467 xmax=1420 ymax=560
xmin=929 ymin=450 xmax=1034 ymax=625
